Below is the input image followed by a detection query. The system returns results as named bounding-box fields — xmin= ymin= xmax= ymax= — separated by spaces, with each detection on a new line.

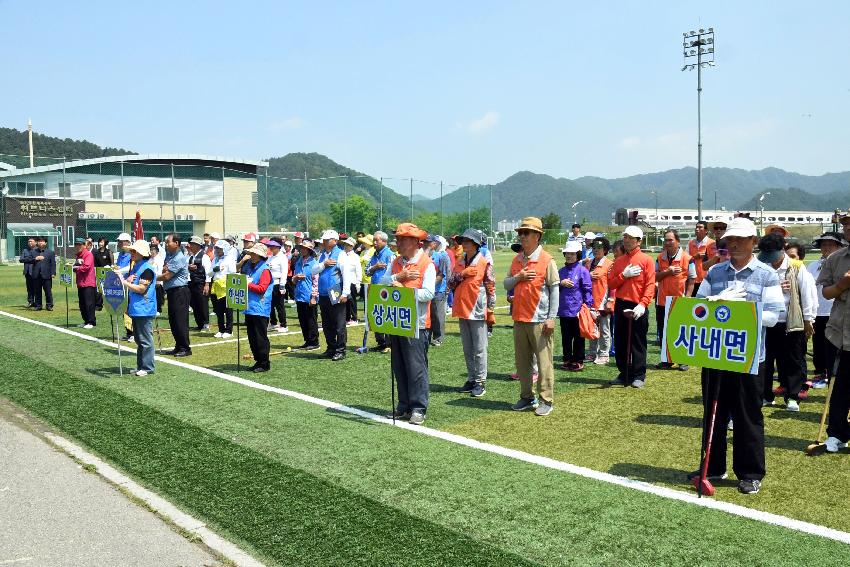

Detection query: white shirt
xmin=268 ymin=250 xmax=289 ymax=286
xmin=774 ymin=255 xmax=817 ymax=323
xmin=807 ymin=257 xmax=834 ymax=317
xmin=150 ymin=252 xmax=165 ymax=286
xmin=344 ymin=250 xmax=362 ymax=290
xmin=211 ymin=254 xmax=237 ymax=282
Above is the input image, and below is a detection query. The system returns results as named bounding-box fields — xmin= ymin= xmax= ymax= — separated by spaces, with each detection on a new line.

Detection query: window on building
xmin=251 ymin=191 xmax=259 ymax=207
xmin=89 ymin=184 xmax=103 ymax=199
xmin=157 ymin=186 xmax=179 ymax=202
xmin=112 ymin=184 xmax=123 ymax=200
xmin=67 ymin=225 xmax=74 ymax=245
xmin=58 ymin=182 xmax=71 ymax=198
xmin=7 ymin=181 xmax=45 ymax=196
xmin=56 ymin=227 xmax=64 ymax=248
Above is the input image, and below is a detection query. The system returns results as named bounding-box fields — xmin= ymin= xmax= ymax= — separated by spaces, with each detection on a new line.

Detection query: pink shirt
xmin=75 ymin=249 xmax=96 ymax=288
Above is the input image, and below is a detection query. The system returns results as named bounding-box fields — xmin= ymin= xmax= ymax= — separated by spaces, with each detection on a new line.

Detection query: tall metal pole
xmin=120 ymin=161 xmax=125 ymax=234
xmin=304 ymin=171 xmax=309 ymax=234
xmin=379 ymin=177 xmax=384 ymax=231
xmin=439 ymin=181 xmax=444 ymax=235
xmin=409 ymin=178 xmax=414 ymax=222
xmin=62 ymin=157 xmax=67 ymax=261
xmin=697 ymin=48 xmax=703 ymax=221
xmin=170 ymin=163 xmax=177 ymax=233
xmin=489 ymin=184 xmax=493 ymax=238
xmin=467 ymin=183 xmax=471 ymax=228
xmin=264 ymin=167 xmax=269 ymax=231
xmin=683 ymin=28 xmax=714 ymax=221
xmin=221 ymin=167 xmax=226 ymax=237
xmin=343 ymin=175 xmax=348 ymax=233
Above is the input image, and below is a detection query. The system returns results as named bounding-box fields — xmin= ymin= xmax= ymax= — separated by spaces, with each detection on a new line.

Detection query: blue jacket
xmin=128 ymin=260 xmax=158 ymax=317
xmin=294 ymin=256 xmax=317 ymax=303
xmin=431 ymin=250 xmax=450 ymax=294
xmin=245 ymin=259 xmax=273 ymax=317
xmin=316 ymin=246 xmax=342 ymax=298
xmin=116 ymin=251 xmax=132 ymax=270
xmin=368 ymin=245 xmax=394 ymax=284
xmin=30 ymin=248 xmax=56 ymax=279
xmin=556 ymin=262 xmax=593 ymax=317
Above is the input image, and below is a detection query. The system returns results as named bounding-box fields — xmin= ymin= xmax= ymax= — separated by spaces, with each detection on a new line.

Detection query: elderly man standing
xmin=688 ymin=221 xmax=716 ymax=297
xmin=30 ymin=236 xmax=56 ymax=311
xmin=607 ymin=226 xmax=656 ymax=388
xmin=312 ymin=229 xmax=352 ymax=361
xmin=808 ymin=232 xmax=846 ymax=389
xmin=380 ymin=223 xmax=436 ymax=425
xmin=427 ymin=234 xmax=451 ymax=346
xmin=817 ymin=211 xmax=850 ymax=453
xmin=115 ymin=232 xmax=133 ymax=274
xmin=366 ymin=230 xmax=395 ymax=353
xmin=655 ymin=229 xmax=696 ymax=369
xmin=72 ymin=237 xmax=97 ymax=328
xmin=186 ymin=236 xmax=212 ymax=332
xmin=504 ymin=217 xmax=560 ymax=416
xmin=158 ymin=234 xmax=191 ymax=357
xmin=20 ymin=237 xmax=36 ymax=307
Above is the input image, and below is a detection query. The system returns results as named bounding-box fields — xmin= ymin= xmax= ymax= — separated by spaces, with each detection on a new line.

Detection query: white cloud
xmin=463 ymin=111 xmax=500 ymax=135
xmin=617 ymin=136 xmax=641 ymax=150
xmin=267 ymin=117 xmax=303 ymax=132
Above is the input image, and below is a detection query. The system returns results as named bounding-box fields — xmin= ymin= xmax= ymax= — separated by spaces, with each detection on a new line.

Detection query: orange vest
xmin=509 ymin=248 xmax=554 ymax=323
xmin=656 ymin=250 xmax=693 ymax=306
xmin=688 ymin=237 xmax=715 ymax=283
xmin=588 ymin=257 xmax=609 ymax=309
xmin=452 ymin=254 xmax=489 ymax=319
xmin=391 ymin=250 xmax=432 ymax=329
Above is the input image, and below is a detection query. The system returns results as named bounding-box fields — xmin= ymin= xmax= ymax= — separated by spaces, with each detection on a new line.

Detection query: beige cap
xmin=246 ymin=242 xmax=269 ymax=258
xmin=130 ymin=240 xmax=151 ymax=257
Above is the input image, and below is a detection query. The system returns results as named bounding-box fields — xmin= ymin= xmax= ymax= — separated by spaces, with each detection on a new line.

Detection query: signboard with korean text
xmin=226 ymin=273 xmax=248 ymax=311
xmin=59 ymin=262 xmax=73 ymax=287
xmin=96 ymin=267 xmax=108 ymax=290
xmin=367 ymin=284 xmax=419 ymax=338
xmin=661 ymin=296 xmax=762 ymax=374
xmin=102 ymin=271 xmax=127 ymax=314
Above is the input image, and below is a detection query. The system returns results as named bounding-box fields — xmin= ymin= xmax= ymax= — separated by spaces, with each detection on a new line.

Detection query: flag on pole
xmin=133 ymin=210 xmax=144 ymax=242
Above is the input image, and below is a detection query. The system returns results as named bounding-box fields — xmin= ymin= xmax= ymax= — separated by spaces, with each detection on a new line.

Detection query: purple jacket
xmin=557 ymin=262 xmax=593 ymax=317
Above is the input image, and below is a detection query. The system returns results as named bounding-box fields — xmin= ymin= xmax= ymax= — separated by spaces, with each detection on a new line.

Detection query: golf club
xmin=805 ymin=377 xmax=836 ymax=456
xmin=694 ymin=371 xmax=722 ymax=497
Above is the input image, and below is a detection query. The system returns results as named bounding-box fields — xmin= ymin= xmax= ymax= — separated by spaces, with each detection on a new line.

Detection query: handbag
xmin=578 ymin=304 xmax=600 ymax=340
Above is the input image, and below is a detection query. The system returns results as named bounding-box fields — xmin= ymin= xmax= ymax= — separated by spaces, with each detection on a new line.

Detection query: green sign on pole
xmin=59 ymin=263 xmax=73 ymax=287
xmin=96 ymin=267 xmax=108 ymax=289
xmin=367 ymin=284 xmax=419 ymax=339
xmin=226 ymin=273 xmax=248 ymax=311
xmin=661 ymin=296 xmax=762 ymax=374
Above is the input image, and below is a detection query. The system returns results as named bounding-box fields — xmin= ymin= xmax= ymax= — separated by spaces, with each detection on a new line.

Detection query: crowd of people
xmin=17 ymin=212 xmax=850 ymax=493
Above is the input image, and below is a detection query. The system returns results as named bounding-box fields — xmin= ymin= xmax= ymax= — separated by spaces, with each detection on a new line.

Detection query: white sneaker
xmin=214 ymin=332 xmax=223 ymax=338
xmin=279 ymin=326 xmax=289 ymax=333
xmin=83 ymin=324 xmax=94 ymax=329
xmin=825 ymin=437 xmax=848 ymax=453
xmin=786 ymin=399 xmax=800 ymax=412
xmin=202 ymin=324 xmax=210 ymax=331
xmin=221 ymin=332 xmax=232 ymax=339
xmin=134 ymin=369 xmax=149 ymax=377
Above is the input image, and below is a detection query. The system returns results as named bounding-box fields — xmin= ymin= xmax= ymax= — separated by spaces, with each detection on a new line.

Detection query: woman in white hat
xmin=116 ymin=240 xmax=157 ymax=376
xmin=210 ymin=240 xmax=236 ymax=338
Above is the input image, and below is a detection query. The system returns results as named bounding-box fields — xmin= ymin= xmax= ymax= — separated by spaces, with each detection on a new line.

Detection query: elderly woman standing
xmin=558 ymin=241 xmax=593 ymax=371
xmin=210 ymin=240 xmax=236 ymax=338
xmin=448 ymin=228 xmax=496 ymax=398
xmin=243 ymin=243 xmax=274 ymax=372
xmin=116 ymin=240 xmax=157 ymax=376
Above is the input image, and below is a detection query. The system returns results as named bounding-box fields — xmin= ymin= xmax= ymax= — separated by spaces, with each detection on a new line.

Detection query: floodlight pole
xmin=682 ymin=27 xmax=715 ymax=223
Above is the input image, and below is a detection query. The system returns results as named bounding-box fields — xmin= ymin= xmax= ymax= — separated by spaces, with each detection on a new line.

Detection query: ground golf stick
xmin=806 ymin=377 xmax=837 ymax=456
xmin=694 ymin=372 xmax=722 ymax=497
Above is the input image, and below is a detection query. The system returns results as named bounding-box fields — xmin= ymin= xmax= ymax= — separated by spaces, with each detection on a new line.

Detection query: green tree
xmin=541 ymin=212 xmax=562 ymax=229
xmin=329 ymin=195 xmax=377 ymax=234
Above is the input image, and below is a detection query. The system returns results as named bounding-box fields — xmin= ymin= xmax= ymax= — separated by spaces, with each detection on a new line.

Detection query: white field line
xmin=1 ymin=310 xmax=849 ymax=546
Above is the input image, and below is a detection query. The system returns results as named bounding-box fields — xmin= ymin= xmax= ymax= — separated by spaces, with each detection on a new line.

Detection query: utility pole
xmin=682 ymin=27 xmax=715 ymax=221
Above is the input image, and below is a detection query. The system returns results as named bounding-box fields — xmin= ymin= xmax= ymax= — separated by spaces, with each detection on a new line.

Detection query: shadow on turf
xmin=608 ymin=463 xmax=738 ymax=488
xmin=445 ymin=397 xmax=515 ymax=412
xmin=636 ymin=414 xmax=812 ymax=451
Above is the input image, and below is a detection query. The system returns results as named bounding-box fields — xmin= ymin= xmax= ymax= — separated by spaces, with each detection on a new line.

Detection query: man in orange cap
xmin=504 ymin=216 xmax=560 ymax=416
xmin=380 ymin=223 xmax=436 ymax=425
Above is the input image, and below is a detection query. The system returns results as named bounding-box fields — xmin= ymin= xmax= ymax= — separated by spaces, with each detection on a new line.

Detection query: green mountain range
xmin=4 ymin=126 xmax=850 ymax=230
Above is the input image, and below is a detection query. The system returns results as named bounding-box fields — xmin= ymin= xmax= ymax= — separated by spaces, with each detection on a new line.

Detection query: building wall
xmin=222 ymin=177 xmax=258 ymax=235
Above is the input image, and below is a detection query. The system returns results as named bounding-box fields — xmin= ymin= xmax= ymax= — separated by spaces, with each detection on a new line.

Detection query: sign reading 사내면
xmin=660 ymin=296 xmax=762 ymax=374
xmin=226 ymin=273 xmax=248 ymax=311
xmin=367 ymin=284 xmax=418 ymax=339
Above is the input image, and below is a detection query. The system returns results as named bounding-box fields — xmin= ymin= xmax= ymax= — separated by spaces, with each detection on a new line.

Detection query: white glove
xmin=624 ymin=304 xmax=646 ymax=319
xmin=622 ymin=264 xmax=642 ymax=278
xmin=707 ymin=287 xmax=747 ymax=302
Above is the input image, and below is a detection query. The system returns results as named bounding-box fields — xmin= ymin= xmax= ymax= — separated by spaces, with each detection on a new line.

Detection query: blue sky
xmin=3 ymin=1 xmax=848 ymax=195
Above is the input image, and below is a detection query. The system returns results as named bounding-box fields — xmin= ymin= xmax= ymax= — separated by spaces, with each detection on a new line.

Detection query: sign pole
xmin=391 ymin=364 xmax=395 ymax=425
xmin=116 ymin=314 xmax=123 ymax=376
xmin=65 ymin=286 xmax=69 ymax=327
xmin=110 ymin=314 xmax=115 ymax=342
xmin=226 ymin=272 xmax=248 ymax=371
xmin=237 ymin=310 xmax=241 ymax=371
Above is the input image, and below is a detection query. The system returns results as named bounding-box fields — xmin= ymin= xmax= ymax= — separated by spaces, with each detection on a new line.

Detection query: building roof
xmin=0 ymin=154 xmax=269 ymax=178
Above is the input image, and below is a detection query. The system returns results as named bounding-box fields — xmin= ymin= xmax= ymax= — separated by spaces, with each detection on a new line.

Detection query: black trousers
xmin=614 ymin=298 xmax=648 ymax=382
xmin=375 ymin=332 xmax=388 ymax=349
xmin=270 ymin=284 xmax=287 ymax=327
xmin=166 ymin=286 xmax=191 ymax=352
xmin=77 ymin=286 xmax=96 ymax=325
xmin=346 ymin=284 xmax=359 ymax=321
xmin=319 ymin=295 xmax=347 ymax=355
xmin=700 ymin=366 xmax=766 ymax=481
xmin=655 ymin=304 xmax=666 ymax=347
xmin=559 ymin=316 xmax=585 ymax=363
xmin=813 ymin=316 xmax=838 ymax=378
xmin=188 ymin=281 xmax=209 ymax=329
xmin=764 ymin=323 xmax=807 ymax=401
xmin=32 ymin=277 xmax=53 ymax=309
xmin=155 ymin=285 xmax=165 ymax=313
xmin=827 ymin=350 xmax=850 ymax=442
xmin=212 ymin=295 xmax=233 ymax=333
xmin=245 ymin=314 xmax=270 ymax=368
xmin=25 ymin=273 xmax=34 ymax=305
xmin=296 ymin=301 xmax=319 ymax=346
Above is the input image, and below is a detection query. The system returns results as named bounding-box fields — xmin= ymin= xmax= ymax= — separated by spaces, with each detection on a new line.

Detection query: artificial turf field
xmin=1 ymin=252 xmax=849 ymax=566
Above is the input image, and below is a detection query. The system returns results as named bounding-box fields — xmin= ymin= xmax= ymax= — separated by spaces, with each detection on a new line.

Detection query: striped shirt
xmin=696 ymin=256 xmax=784 ymax=362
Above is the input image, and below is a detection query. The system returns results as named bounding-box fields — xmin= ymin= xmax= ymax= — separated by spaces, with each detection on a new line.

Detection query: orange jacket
xmin=392 ymin=251 xmax=433 ymax=329
xmin=688 ymin=237 xmax=716 ymax=284
xmin=587 ymin=256 xmax=610 ymax=310
xmin=507 ymin=248 xmax=559 ymax=323
xmin=608 ymin=247 xmax=656 ymax=307
xmin=656 ymin=250 xmax=693 ymax=306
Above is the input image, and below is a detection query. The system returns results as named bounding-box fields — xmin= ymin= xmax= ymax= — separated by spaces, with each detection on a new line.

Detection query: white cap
xmin=584 ymin=231 xmax=596 ymax=240
xmin=623 ymin=226 xmax=643 ymax=239
xmin=117 ymin=232 xmax=131 ymax=242
xmin=320 ymin=229 xmax=339 ymax=241
xmin=209 ymin=232 xmax=221 ymax=240
xmin=723 ymin=217 xmax=758 ymax=238
xmin=562 ymin=241 xmax=583 ymax=254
